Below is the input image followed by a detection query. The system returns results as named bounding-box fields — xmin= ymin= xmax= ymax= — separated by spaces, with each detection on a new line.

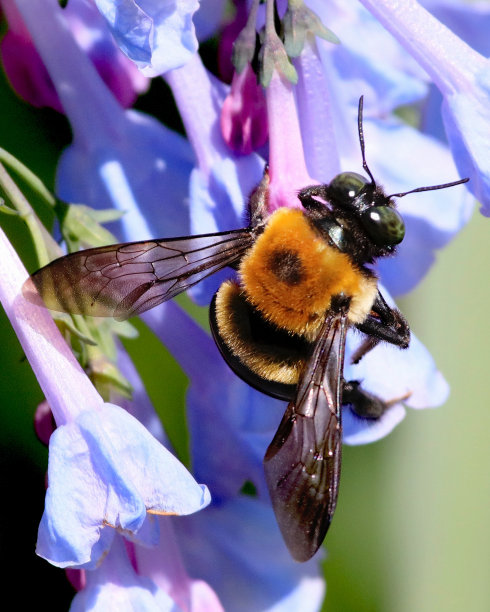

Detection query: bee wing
xmin=264 ymin=309 xmax=348 ymax=562
xmin=23 ymin=229 xmax=254 ymax=320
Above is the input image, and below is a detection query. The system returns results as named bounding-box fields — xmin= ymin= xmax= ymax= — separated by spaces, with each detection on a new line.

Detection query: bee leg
xmin=297 ymin=185 xmax=330 ymax=216
xmin=342 ymin=380 xmax=411 ymax=419
xmin=248 ymin=168 xmax=270 ymax=228
xmin=352 ymin=290 xmax=410 ymax=364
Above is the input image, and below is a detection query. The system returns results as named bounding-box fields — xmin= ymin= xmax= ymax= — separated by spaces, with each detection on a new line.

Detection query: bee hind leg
xmin=342 ymin=380 xmax=411 ymax=420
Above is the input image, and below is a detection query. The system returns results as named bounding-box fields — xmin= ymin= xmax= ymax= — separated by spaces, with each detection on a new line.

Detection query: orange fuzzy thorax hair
xmin=239 ymin=208 xmax=373 ymax=339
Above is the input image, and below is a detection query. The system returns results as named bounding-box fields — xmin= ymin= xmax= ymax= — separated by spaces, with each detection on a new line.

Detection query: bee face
xmin=326 ymin=171 xmax=406 ymax=245
xmin=301 ymin=176 xmax=406 ymax=266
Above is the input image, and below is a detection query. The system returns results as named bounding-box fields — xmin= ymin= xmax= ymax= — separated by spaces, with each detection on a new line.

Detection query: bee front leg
xmin=352 ymin=290 xmax=410 ymax=364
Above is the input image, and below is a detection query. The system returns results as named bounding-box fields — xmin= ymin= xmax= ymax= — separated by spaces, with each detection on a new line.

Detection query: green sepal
xmin=0 ymin=200 xmax=20 ymax=216
xmin=259 ymin=30 xmax=298 ymax=87
xmin=283 ymin=0 xmax=340 ymax=58
xmin=232 ymin=25 xmax=258 ymax=74
xmin=87 ymin=347 xmax=134 ymax=401
xmin=56 ymin=200 xmax=122 ymax=251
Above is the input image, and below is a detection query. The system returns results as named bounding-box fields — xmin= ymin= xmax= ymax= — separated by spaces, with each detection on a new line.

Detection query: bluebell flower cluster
xmin=0 ymin=0 xmax=486 ymax=609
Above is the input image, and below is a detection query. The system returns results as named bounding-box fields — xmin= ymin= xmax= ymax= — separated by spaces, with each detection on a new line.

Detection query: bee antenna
xmin=358 ymin=96 xmax=376 ymax=186
xmin=388 ymin=177 xmax=469 ymax=199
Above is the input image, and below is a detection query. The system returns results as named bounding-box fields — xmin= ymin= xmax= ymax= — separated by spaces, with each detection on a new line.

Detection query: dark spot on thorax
xmin=268 ymin=249 xmax=305 ymax=285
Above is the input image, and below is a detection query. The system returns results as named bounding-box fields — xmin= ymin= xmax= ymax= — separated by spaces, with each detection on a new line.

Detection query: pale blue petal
xmin=422 ymin=0 xmax=490 ymax=57
xmin=193 ymin=0 xmax=227 ymax=42
xmin=442 ymin=89 xmax=490 ymax=217
xmin=343 ymin=288 xmax=449 ymax=445
xmin=37 ymin=403 xmax=210 ymax=569
xmin=310 ymin=0 xmax=428 ymax=113
xmin=57 ymin=111 xmax=194 ymax=242
xmin=187 ymin=381 xmax=284 ymax=501
xmin=173 ymin=497 xmax=325 ymax=612
xmin=187 ymin=155 xmax=264 ymax=305
xmin=70 ymin=536 xmax=178 ymax=611
xmin=189 ymin=156 xmax=264 ymax=234
xmin=94 ymin=0 xmax=199 ymax=76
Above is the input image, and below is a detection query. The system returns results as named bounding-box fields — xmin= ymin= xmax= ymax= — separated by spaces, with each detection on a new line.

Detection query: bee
xmin=23 ymin=97 xmax=468 ymax=562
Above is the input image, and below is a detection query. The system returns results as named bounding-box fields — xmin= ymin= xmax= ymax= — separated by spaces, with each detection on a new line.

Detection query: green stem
xmin=0 ymin=148 xmax=56 ymax=209
xmin=0 ymin=161 xmax=60 ymax=266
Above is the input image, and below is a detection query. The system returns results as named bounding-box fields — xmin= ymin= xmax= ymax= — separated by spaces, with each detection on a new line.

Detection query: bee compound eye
xmin=328 ymin=172 xmax=369 ymax=205
xmin=362 ymin=206 xmax=405 ymax=246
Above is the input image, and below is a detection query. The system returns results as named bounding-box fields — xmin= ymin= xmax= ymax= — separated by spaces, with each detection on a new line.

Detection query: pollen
xmin=239 ymin=207 xmax=366 ymax=337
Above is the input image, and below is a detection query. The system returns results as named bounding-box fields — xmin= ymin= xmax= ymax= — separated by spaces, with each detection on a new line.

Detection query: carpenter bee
xmin=23 ymin=97 xmax=468 ymax=562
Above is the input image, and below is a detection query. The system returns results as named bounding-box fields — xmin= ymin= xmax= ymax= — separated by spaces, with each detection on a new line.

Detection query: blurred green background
xmin=0 ymin=47 xmax=489 ymax=612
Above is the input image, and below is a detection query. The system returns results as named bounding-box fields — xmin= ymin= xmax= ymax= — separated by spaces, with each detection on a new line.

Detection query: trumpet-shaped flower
xmin=0 ymin=226 xmax=209 ymax=571
xmin=0 ymin=0 xmax=148 ymax=111
xmin=220 ymin=64 xmax=269 ymax=155
xmin=38 ymin=402 xmax=210 ymax=569
xmin=93 ymin=0 xmax=200 ymax=77
xmin=69 ymin=535 xmax=178 ymax=611
xmin=358 ymin=0 xmax=490 ymax=215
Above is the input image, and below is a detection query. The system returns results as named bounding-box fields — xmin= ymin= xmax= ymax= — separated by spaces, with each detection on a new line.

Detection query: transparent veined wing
xmin=23 ymin=229 xmax=255 ymax=320
xmin=264 ymin=306 xmax=348 ymax=562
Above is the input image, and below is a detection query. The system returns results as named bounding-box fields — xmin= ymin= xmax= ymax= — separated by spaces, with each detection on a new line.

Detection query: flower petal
xmin=57 ymin=112 xmax=194 ymax=242
xmin=37 ymin=403 xmax=210 ymax=569
xmin=94 ymin=0 xmax=199 ymax=76
xmin=174 ymin=497 xmax=325 ymax=612
xmin=343 ymin=287 xmax=449 ymax=445
xmin=70 ymin=535 xmax=178 ymax=611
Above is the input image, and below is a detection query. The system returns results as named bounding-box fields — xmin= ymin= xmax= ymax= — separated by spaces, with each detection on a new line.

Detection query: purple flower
xmin=0 ymin=226 xmax=209 ymax=571
xmin=220 ymin=64 xmax=269 ymax=155
xmin=0 ymin=0 xmax=148 ymax=111
xmin=93 ymin=0 xmax=200 ymax=76
xmin=358 ymin=0 xmax=490 ymax=215
xmin=1 ymin=0 xmax=485 ymax=607
xmin=69 ymin=535 xmax=177 ymax=611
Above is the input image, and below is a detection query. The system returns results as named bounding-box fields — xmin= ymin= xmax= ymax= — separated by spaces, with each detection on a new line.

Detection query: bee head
xmin=325 ymin=171 xmax=406 ymax=248
xmin=299 ymin=96 xmax=468 ymax=263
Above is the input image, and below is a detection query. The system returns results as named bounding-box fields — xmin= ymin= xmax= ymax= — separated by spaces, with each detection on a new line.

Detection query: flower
xmin=0 ymin=224 xmax=209 ymax=571
xmin=358 ymin=0 xmax=490 ymax=215
xmin=0 ymin=0 xmax=485 ymax=608
xmin=69 ymin=535 xmax=178 ymax=611
xmin=220 ymin=64 xmax=268 ymax=155
xmin=93 ymin=0 xmax=200 ymax=77
xmin=13 ymin=0 xmax=194 ymax=242
xmin=0 ymin=0 xmax=148 ymax=111
xmin=38 ymin=401 xmax=210 ymax=569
